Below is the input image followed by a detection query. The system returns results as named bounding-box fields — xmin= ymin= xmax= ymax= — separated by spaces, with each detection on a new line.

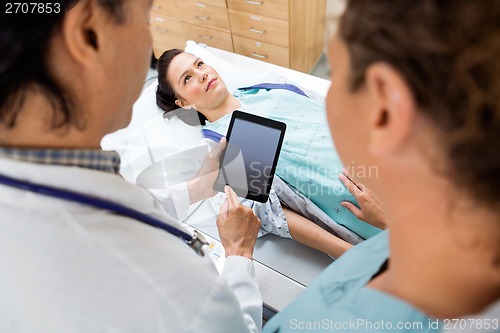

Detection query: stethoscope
xmin=0 ymin=173 xmax=209 ymax=256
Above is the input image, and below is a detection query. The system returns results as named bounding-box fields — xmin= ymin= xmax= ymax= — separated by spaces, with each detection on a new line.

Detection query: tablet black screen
xmin=214 ymin=111 xmax=286 ymax=203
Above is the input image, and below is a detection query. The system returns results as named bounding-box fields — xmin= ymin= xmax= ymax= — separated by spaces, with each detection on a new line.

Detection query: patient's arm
xmin=187 ymin=138 xmax=227 ymax=203
xmin=283 ymin=207 xmax=352 ymax=259
xmin=339 ymin=172 xmax=387 ymax=230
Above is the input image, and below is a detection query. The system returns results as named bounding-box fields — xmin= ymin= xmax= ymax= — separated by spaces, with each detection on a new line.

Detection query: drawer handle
xmin=249 ymin=27 xmax=266 ymax=34
xmin=152 ymin=5 xmax=161 ymax=10
xmin=252 ymin=52 xmax=268 ymax=59
xmin=198 ymin=35 xmax=213 ymax=40
xmin=154 ymin=27 xmax=169 ymax=33
xmin=196 ymin=2 xmax=206 ymax=7
xmin=246 ymin=0 xmax=264 ymax=5
xmin=195 ymin=16 xmax=210 ymax=21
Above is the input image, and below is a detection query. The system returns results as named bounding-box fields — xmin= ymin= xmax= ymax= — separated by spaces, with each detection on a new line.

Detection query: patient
xmin=155 ymin=49 xmax=386 ymax=258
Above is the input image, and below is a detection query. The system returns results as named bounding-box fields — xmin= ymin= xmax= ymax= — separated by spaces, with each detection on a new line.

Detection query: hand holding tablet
xmin=214 ymin=111 xmax=286 ymax=203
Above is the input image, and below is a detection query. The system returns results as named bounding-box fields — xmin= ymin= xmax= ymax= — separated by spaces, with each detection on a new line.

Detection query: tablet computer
xmin=214 ymin=111 xmax=286 ymax=203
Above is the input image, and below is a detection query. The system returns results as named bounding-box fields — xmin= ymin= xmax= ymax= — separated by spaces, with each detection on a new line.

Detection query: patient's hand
xmin=187 ymin=138 xmax=227 ymax=204
xmin=216 ymin=186 xmax=261 ymax=259
xmin=339 ymin=172 xmax=387 ymax=230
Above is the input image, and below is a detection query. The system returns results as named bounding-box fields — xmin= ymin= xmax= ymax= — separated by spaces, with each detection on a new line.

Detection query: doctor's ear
xmin=364 ymin=63 xmax=417 ymax=155
xmin=60 ymin=0 xmax=112 ymax=67
xmin=85 ymin=29 xmax=98 ymax=50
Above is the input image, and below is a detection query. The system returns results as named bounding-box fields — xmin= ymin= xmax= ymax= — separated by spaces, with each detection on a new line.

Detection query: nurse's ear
xmin=364 ymin=63 xmax=417 ymax=156
xmin=175 ymin=99 xmax=195 ymax=110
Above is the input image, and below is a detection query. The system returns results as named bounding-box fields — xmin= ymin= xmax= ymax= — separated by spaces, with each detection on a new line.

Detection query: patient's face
xmin=167 ymin=52 xmax=229 ymax=111
xmin=326 ymin=35 xmax=372 ymax=173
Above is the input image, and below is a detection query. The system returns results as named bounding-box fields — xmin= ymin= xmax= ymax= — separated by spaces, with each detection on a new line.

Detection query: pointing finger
xmin=224 ymin=185 xmax=239 ymax=209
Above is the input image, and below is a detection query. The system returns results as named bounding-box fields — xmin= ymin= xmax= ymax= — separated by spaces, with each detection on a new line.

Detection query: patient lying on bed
xmin=154 ymin=49 xmax=384 ymax=258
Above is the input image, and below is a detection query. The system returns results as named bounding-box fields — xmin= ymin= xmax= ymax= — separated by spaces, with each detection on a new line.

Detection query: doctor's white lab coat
xmin=0 ymin=156 xmax=262 ymax=333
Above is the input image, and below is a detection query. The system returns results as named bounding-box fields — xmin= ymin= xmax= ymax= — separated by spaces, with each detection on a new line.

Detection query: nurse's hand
xmin=216 ymin=186 xmax=261 ymax=259
xmin=339 ymin=172 xmax=387 ymax=230
xmin=187 ymin=138 xmax=226 ymax=204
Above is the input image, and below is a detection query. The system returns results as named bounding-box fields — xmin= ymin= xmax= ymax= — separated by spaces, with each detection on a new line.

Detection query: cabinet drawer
xmin=153 ymin=37 xmax=188 ymax=58
xmin=151 ymin=32 xmax=186 ymax=50
xmin=182 ymin=23 xmax=234 ymax=52
xmin=151 ymin=0 xmax=179 ymax=18
xmin=229 ymin=9 xmax=288 ymax=47
xmin=150 ymin=16 xmax=184 ymax=36
xmin=227 ymin=0 xmax=288 ymax=21
xmin=233 ymin=35 xmax=289 ymax=68
xmin=182 ymin=0 xmax=227 ymax=7
xmin=177 ymin=0 xmax=231 ymax=31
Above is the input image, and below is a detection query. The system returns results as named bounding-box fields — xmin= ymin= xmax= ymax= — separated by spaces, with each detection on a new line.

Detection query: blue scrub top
xmin=263 ymin=231 xmax=440 ymax=333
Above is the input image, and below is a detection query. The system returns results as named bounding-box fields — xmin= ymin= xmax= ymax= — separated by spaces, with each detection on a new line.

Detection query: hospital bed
xmin=101 ymin=42 xmax=333 ymax=317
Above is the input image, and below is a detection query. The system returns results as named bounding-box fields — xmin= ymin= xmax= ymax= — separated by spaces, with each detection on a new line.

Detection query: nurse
xmin=263 ymin=0 xmax=500 ymax=331
xmin=0 ymin=1 xmax=262 ymax=332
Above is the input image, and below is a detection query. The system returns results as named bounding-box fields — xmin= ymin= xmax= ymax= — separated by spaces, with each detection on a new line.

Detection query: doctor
xmin=0 ymin=0 xmax=262 ymax=332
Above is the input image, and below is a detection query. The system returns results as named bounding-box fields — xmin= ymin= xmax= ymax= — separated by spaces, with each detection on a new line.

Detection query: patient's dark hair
xmin=340 ymin=0 xmax=500 ymax=209
xmin=0 ymin=0 xmax=127 ymax=129
xmin=156 ymin=49 xmax=208 ymax=126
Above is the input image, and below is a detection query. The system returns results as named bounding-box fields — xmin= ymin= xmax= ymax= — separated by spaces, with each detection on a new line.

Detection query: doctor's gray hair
xmin=0 ymin=0 xmax=127 ymax=129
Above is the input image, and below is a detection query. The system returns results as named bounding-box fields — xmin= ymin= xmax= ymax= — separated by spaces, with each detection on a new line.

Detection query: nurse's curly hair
xmin=340 ymin=0 xmax=500 ymax=209
xmin=0 ymin=0 xmax=126 ymax=129
xmin=156 ymin=49 xmax=208 ymax=126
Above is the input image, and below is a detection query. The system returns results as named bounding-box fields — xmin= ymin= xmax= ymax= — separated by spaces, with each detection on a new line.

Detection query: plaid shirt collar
xmin=0 ymin=148 xmax=121 ymax=175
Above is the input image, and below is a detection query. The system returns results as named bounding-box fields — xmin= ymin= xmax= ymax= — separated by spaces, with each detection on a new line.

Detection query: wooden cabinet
xmin=176 ymin=0 xmax=234 ymax=52
xmin=228 ymin=9 xmax=289 ymax=47
xmin=232 ymin=35 xmax=289 ymax=67
xmin=177 ymin=0 xmax=231 ymax=31
xmin=150 ymin=0 xmax=326 ymax=73
xmin=150 ymin=0 xmax=186 ymax=57
xmin=181 ymin=22 xmax=234 ymax=52
xmin=227 ymin=0 xmax=288 ymax=20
